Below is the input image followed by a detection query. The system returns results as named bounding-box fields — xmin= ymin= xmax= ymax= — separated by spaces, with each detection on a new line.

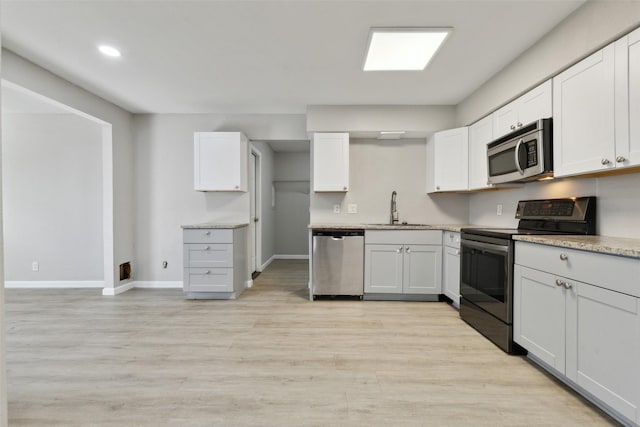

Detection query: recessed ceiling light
xmin=363 ymin=28 xmax=451 ymax=71
xmin=378 ymin=131 xmax=406 ymax=140
xmin=98 ymin=45 xmax=122 ymax=58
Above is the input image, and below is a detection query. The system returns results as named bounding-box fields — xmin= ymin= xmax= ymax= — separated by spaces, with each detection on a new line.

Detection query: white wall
xmin=1 ymin=49 xmax=135 ymax=289
xmin=310 ymin=138 xmax=469 ymax=225
xmin=457 ymin=1 xmax=640 ymax=125
xmin=2 ymin=114 xmax=103 ymax=281
xmin=274 ymin=152 xmax=310 ymax=256
xmin=133 ymin=113 xmax=306 ymax=282
xmin=0 ymin=26 xmax=7 ymax=426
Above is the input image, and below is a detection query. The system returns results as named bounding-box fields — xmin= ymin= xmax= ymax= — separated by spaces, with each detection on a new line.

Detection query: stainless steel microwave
xmin=487 ymin=118 xmax=553 ymax=184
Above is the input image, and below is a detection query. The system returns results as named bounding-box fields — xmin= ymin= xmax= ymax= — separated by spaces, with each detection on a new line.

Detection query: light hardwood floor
xmin=6 ymin=260 xmax=617 ymax=426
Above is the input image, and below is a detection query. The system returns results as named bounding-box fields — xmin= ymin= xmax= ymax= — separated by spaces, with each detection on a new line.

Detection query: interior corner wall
xmin=1 ymin=113 xmax=103 ymax=281
xmin=132 ymin=113 xmax=306 ymax=282
xmin=1 ymin=49 xmax=135 ymax=289
xmin=274 ymin=152 xmax=310 ymax=256
xmin=456 ymin=0 xmax=640 ymax=126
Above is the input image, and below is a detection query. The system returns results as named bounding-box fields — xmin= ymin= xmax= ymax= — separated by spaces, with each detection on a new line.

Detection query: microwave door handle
xmin=515 ymin=138 xmax=525 ymax=175
xmin=514 ymin=138 xmax=525 ymax=175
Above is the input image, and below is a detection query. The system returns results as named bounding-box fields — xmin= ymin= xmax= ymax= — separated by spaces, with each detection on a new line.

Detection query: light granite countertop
xmin=513 ymin=235 xmax=640 ymax=259
xmin=308 ymin=224 xmax=484 ymax=232
xmin=182 ymin=222 xmax=249 ymax=229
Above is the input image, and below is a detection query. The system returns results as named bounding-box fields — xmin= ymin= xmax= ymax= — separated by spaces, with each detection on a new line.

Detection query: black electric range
xmin=459 ymin=197 xmax=597 ymax=353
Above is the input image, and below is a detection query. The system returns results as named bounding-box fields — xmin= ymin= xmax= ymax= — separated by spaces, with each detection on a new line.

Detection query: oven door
xmin=460 ymin=237 xmax=513 ymax=323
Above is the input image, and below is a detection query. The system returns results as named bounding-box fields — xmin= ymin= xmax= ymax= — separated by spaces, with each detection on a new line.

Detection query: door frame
xmin=249 ymin=145 xmax=262 ymax=274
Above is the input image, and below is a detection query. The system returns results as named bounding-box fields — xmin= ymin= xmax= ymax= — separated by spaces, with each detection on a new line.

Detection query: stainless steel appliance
xmin=487 ymin=118 xmax=553 ymax=184
xmin=460 ymin=197 xmax=596 ymax=353
xmin=312 ymin=229 xmax=364 ymax=298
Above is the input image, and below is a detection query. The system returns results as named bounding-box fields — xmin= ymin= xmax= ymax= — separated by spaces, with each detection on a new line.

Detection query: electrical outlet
xmin=333 ymin=204 xmax=341 ymax=214
xmin=32 ymin=261 xmax=39 ymax=272
xmin=497 ymin=204 xmax=503 ymax=216
xmin=347 ymin=204 xmax=357 ymax=214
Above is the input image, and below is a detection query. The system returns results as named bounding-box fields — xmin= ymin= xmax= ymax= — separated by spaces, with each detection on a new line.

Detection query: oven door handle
xmin=515 ymin=138 xmax=525 ymax=175
xmin=461 ymin=239 xmax=509 ymax=253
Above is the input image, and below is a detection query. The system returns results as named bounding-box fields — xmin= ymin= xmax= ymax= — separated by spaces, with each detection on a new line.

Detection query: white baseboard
xmin=275 ymin=255 xmax=309 ymax=260
xmin=102 ymin=281 xmax=134 ymax=296
xmin=261 ymin=254 xmax=276 ymax=270
xmin=133 ymin=281 xmax=182 ymax=289
xmin=6 ymin=281 xmax=104 ymax=289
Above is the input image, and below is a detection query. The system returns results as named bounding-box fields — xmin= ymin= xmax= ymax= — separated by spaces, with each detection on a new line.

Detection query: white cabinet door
xmin=364 ymin=244 xmax=403 ymax=294
xmin=492 ymin=80 xmax=552 ymax=139
xmin=403 ymin=245 xmax=442 ymax=294
xmin=553 ymin=45 xmax=616 ymax=177
xmin=427 ymin=127 xmax=468 ymax=193
xmin=313 ymin=132 xmax=349 ymax=192
xmin=468 ymin=115 xmax=493 ymax=190
xmin=442 ymin=245 xmax=460 ymax=307
xmin=517 ymin=79 xmax=553 ymax=127
xmin=194 ymin=132 xmax=248 ymax=191
xmin=566 ymin=281 xmax=640 ymax=423
xmin=615 ymin=27 xmax=640 ymax=169
xmin=513 ymin=265 xmax=566 ymax=373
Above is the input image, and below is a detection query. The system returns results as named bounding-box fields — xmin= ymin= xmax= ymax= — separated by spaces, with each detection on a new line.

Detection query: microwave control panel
xmin=524 ymin=140 xmax=538 ymax=167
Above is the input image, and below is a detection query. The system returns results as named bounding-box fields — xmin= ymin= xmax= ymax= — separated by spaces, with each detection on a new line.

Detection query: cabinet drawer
xmin=443 ymin=231 xmax=461 ymax=249
xmin=184 ymin=244 xmax=233 ymax=268
xmin=366 ymin=230 xmax=442 ymax=245
xmin=515 ymin=242 xmax=640 ymax=297
xmin=183 ymin=228 xmax=233 ymax=244
xmin=184 ymin=268 xmax=233 ymax=292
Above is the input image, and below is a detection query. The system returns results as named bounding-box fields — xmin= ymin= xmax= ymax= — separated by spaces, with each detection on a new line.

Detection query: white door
xmin=364 ymin=244 xmax=403 ymax=294
xmin=403 ymin=245 xmax=441 ymax=294
xmin=249 ymin=152 xmax=258 ymax=274
xmin=615 ymin=27 xmax=640 ymax=169
xmin=468 ymin=115 xmax=493 ymax=190
xmin=432 ymin=127 xmax=468 ymax=192
xmin=517 ymin=79 xmax=553 ymax=126
xmin=442 ymin=246 xmax=461 ymax=306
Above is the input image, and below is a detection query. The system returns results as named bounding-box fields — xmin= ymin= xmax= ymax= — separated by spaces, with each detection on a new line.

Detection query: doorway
xmin=249 ymin=148 xmax=262 ymax=279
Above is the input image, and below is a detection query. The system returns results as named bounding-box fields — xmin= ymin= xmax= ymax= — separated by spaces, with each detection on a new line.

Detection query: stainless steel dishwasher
xmin=312 ymin=229 xmax=364 ymax=298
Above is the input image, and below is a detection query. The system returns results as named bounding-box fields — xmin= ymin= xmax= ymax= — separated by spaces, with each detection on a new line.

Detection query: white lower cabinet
xmin=182 ymin=226 xmax=248 ymax=299
xmin=442 ymin=231 xmax=461 ymax=307
xmin=364 ymin=230 xmax=442 ymax=296
xmin=514 ymin=242 xmax=640 ymax=425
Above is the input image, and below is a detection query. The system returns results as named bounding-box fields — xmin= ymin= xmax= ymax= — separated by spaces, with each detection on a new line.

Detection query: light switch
xmin=497 ymin=204 xmax=503 ymax=216
xmin=347 ymin=204 xmax=357 ymax=214
xmin=333 ymin=204 xmax=341 ymax=214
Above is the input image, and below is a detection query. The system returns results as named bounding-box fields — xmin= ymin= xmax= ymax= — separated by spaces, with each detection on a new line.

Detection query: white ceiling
xmin=0 ymin=0 xmax=585 ymax=115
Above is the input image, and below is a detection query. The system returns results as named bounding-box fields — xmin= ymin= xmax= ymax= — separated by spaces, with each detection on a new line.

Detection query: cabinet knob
xmin=510 ymin=125 xmax=516 ymax=130
xmin=205 ymin=246 xmax=210 ymax=250
xmin=455 ymin=250 xmax=460 ymax=256
xmin=406 ymin=247 xmax=411 ymax=254
xmin=343 ymin=186 xmax=347 ymax=191
xmin=517 ymin=122 xmax=523 ymax=128
xmin=601 ymin=158 xmax=610 ymax=165
xmin=555 ymin=279 xmax=564 ymax=287
xmin=616 ymin=155 xmax=626 ymax=163
xmin=205 ymin=231 xmax=211 ymax=236
xmin=436 ymin=186 xmax=440 ymax=190
xmin=563 ymin=281 xmax=573 ymax=290
xmin=235 ymin=185 xmax=239 ymax=189
xmin=397 ymin=247 xmax=403 ymax=253
xmin=204 ymin=270 xmax=210 ymax=275
xmin=559 ymin=253 xmax=568 ymax=261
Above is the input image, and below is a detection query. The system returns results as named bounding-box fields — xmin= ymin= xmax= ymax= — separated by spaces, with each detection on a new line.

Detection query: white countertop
xmin=308 ymin=224 xmax=484 ymax=232
xmin=182 ymin=222 xmax=249 ymax=229
xmin=514 ymin=235 xmax=640 ymax=259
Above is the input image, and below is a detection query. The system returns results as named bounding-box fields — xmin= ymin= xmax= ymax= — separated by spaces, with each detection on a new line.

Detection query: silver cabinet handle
xmin=559 ymin=253 xmax=568 ymax=261
xmin=205 ymin=231 xmax=211 ymax=236
xmin=204 ymin=270 xmax=210 ymax=275
xmin=406 ymin=247 xmax=411 ymax=254
xmin=616 ymin=156 xmax=626 ymax=163
xmin=397 ymin=247 xmax=403 ymax=253
xmin=601 ymin=158 xmax=610 ymax=165
xmin=205 ymin=246 xmax=210 ymax=250
xmin=510 ymin=125 xmax=516 ymax=130
xmin=555 ymin=279 xmax=564 ymax=287
xmin=517 ymin=122 xmax=523 ymax=127
xmin=563 ymin=282 xmax=573 ymax=290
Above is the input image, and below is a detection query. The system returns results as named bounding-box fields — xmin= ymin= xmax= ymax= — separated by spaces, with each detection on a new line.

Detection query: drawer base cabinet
xmin=442 ymin=231 xmax=461 ymax=308
xmin=514 ymin=242 xmax=640 ymax=426
xmin=183 ymin=227 xmax=249 ymax=299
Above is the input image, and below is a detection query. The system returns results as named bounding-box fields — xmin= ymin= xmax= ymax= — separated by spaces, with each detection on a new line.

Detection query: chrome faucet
xmin=390 ymin=191 xmax=399 ymax=224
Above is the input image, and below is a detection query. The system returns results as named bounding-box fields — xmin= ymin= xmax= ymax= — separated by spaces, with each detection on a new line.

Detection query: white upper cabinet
xmin=615 ymin=26 xmax=640 ymax=169
xmin=468 ymin=114 xmax=493 ymax=191
xmin=493 ymin=80 xmax=552 ymax=139
xmin=313 ymin=132 xmax=349 ymax=192
xmin=426 ymin=126 xmax=469 ymax=193
xmin=194 ymin=132 xmax=248 ymax=191
xmin=553 ymin=45 xmax=616 ymax=178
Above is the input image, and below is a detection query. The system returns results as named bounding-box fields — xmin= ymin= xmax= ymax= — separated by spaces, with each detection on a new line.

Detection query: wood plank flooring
xmin=5 ymin=260 xmax=618 ymax=426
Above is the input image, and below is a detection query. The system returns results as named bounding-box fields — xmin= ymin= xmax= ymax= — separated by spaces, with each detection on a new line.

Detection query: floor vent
xmin=120 ymin=262 xmax=131 ymax=281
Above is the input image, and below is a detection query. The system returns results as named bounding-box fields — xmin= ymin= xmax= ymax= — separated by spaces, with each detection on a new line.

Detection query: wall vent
xmin=119 ymin=262 xmax=131 ymax=281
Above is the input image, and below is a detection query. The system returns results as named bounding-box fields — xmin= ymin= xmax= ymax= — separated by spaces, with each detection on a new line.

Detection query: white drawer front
xmin=443 ymin=231 xmax=461 ymax=249
xmin=183 ymin=228 xmax=233 ymax=244
xmin=184 ymin=268 xmax=233 ymax=292
xmin=515 ymin=242 xmax=640 ymax=298
xmin=366 ymin=230 xmax=442 ymax=245
xmin=184 ymin=244 xmax=233 ymax=268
